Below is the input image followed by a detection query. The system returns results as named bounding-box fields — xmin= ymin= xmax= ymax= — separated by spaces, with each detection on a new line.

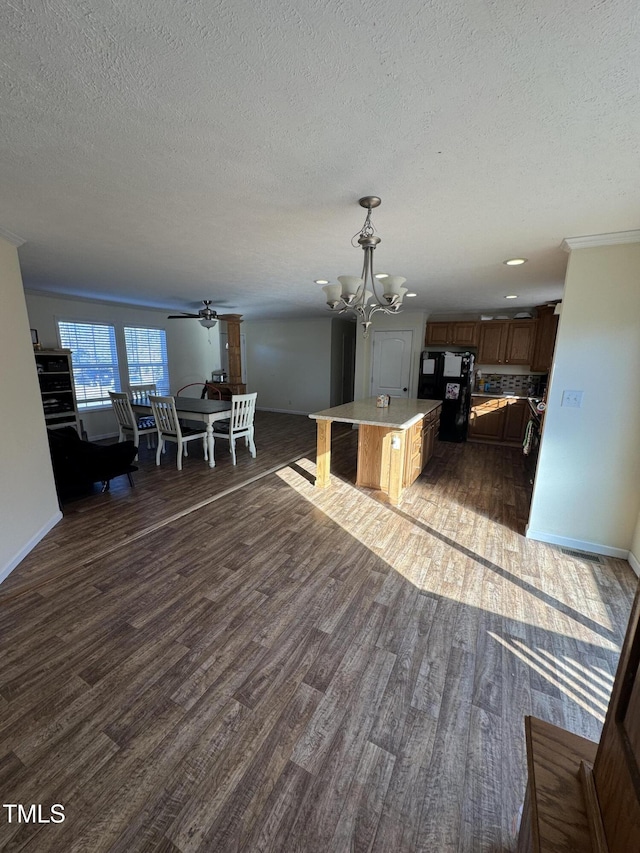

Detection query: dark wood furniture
xmin=206 ymin=381 xmax=246 ymax=401
xmin=468 ymin=395 xmax=529 ymax=445
xmin=206 ymin=314 xmax=247 ymax=401
xmin=425 ymin=320 xmax=478 ymax=347
xmin=531 ymin=304 xmax=559 ymax=372
xmin=517 ymin=580 xmax=640 ymax=852
xmin=477 ymin=320 xmax=535 ymax=365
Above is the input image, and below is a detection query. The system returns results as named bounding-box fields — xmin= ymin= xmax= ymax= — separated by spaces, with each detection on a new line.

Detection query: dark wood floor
xmin=0 ymin=412 xmax=636 ymax=852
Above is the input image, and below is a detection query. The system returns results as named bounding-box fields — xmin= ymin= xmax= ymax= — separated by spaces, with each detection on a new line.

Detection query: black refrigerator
xmin=417 ymin=350 xmax=474 ymax=442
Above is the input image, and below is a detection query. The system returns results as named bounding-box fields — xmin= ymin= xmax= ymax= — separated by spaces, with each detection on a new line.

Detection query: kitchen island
xmin=309 ymin=398 xmax=442 ymax=505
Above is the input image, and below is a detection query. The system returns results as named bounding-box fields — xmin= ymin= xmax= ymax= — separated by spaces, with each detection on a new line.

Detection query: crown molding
xmin=561 ymin=229 xmax=640 ymax=252
xmin=0 ymin=225 xmax=26 ymax=247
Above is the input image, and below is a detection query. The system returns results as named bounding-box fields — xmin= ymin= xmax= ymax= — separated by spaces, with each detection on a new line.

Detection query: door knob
xmin=403 ymin=387 xmax=408 ymax=392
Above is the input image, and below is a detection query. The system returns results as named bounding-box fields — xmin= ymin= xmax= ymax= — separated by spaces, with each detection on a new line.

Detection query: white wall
xmin=244 ymin=318 xmax=333 ymax=413
xmin=0 ymin=240 xmax=61 ymax=582
xmin=25 ymin=291 xmax=219 ymax=439
xmin=353 ymin=310 xmax=427 ymax=401
xmin=528 ymin=241 xmax=640 ymax=556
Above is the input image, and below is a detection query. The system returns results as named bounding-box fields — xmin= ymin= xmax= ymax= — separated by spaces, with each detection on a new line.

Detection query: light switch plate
xmin=562 ymin=390 xmax=583 ymax=408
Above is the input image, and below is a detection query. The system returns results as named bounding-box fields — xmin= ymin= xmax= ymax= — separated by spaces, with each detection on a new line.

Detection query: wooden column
xmin=315 ymin=420 xmax=332 ymax=489
xmin=224 ymin=314 xmax=244 ymax=386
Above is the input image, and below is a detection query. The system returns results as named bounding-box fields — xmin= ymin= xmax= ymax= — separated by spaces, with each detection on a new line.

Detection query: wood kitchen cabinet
xmin=468 ymin=396 xmax=528 ymax=445
xmin=477 ymin=320 xmax=535 ymax=365
xmin=421 ymin=405 xmax=441 ymax=469
xmin=403 ymin=419 xmax=425 ymax=488
xmin=530 ymin=304 xmax=559 ymax=372
xmin=477 ymin=322 xmax=507 ymax=364
xmin=403 ymin=404 xmax=442 ymax=487
xmin=503 ymin=397 xmax=529 ymax=442
xmin=425 ymin=321 xmax=478 ymax=347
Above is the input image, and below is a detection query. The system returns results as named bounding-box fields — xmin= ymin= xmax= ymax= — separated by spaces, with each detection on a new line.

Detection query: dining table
xmin=131 ymin=396 xmax=232 ymax=469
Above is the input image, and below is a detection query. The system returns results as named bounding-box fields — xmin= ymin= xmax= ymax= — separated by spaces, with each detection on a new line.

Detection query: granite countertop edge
xmin=309 ymin=398 xmax=442 ymax=429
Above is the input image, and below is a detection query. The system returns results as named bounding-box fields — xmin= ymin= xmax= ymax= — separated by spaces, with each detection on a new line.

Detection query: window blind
xmin=58 ymin=321 xmax=121 ymax=409
xmin=124 ymin=327 xmax=169 ymax=395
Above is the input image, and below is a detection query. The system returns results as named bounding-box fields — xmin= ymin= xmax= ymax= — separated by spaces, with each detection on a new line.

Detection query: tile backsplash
xmin=475 ymin=373 xmax=546 ymax=396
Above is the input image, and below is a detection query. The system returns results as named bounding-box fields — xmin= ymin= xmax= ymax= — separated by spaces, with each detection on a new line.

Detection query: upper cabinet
xmin=530 ymin=304 xmax=559 ymax=372
xmin=425 ymin=321 xmax=478 ymax=347
xmin=426 ymin=310 xmax=557 ymax=369
xmin=477 ymin=320 xmax=535 ymax=365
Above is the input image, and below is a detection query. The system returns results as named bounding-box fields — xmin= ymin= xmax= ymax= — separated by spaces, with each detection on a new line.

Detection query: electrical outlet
xmin=562 ymin=390 xmax=583 ymax=408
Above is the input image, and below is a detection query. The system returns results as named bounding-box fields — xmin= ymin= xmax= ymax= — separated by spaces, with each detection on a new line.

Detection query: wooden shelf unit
xmin=34 ymin=348 xmax=81 ymax=434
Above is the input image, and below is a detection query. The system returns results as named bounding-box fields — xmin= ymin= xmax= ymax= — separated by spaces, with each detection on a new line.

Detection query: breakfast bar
xmin=309 ymin=397 xmax=442 ymax=505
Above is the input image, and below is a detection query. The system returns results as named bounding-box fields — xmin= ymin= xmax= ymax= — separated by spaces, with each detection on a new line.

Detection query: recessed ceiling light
xmin=505 ymin=294 xmax=518 ymax=299
xmin=314 ymin=279 xmax=329 ymax=284
xmin=406 ymin=292 xmax=417 ymax=297
xmin=374 ymin=273 xmax=389 ymax=279
xmin=503 ymin=258 xmax=527 ymax=266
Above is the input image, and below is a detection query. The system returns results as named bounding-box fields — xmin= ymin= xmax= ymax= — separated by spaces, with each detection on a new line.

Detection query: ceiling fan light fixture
xmin=199 ymin=317 xmax=217 ymax=329
xmin=318 ymin=196 xmax=414 ymax=337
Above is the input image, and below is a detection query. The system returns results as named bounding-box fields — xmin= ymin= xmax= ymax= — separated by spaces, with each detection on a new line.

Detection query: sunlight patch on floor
xmin=489 ymin=632 xmax=609 ymax=722
xmin=275 ymin=461 xmax=619 ymax=651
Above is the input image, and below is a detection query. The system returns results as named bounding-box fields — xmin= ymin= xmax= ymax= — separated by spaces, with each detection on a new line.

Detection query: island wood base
xmin=311 ymin=401 xmax=441 ymax=506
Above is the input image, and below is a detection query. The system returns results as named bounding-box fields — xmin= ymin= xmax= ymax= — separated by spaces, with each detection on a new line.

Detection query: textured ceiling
xmin=1 ymin=0 xmax=639 ymax=319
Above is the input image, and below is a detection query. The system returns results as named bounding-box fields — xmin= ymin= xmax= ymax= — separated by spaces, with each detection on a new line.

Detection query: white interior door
xmin=370 ymin=330 xmax=413 ymax=398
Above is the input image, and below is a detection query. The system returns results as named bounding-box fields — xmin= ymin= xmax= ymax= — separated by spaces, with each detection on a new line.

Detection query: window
xmin=124 ymin=326 xmax=169 ymax=395
xmin=58 ymin=321 xmax=121 ymax=409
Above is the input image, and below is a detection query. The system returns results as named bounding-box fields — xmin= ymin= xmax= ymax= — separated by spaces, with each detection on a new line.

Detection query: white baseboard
xmin=525 ymin=528 xmax=630 ymax=560
xmin=0 ymin=510 xmax=63 ymax=586
xmin=628 ymin=550 xmax=640 ymax=577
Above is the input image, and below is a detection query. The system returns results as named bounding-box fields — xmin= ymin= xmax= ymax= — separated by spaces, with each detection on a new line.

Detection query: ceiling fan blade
xmin=167 ymin=313 xmax=201 ymax=318
xmin=217 ymin=314 xmax=241 ymax=320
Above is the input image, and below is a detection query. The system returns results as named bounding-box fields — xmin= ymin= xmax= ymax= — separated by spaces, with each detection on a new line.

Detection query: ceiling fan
xmin=167 ymin=300 xmax=235 ymax=328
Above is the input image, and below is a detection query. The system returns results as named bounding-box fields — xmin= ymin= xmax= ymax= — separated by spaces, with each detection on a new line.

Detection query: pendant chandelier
xmin=319 ymin=196 xmax=411 ymax=337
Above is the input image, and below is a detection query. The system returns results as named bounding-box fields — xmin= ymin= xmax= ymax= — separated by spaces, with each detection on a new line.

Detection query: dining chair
xmin=108 ymin=391 xmax=158 ymax=460
xmin=129 ymin=383 xmax=158 ymax=434
xmin=148 ymin=395 xmax=209 ymax=471
xmin=211 ymin=392 xmax=257 ymax=466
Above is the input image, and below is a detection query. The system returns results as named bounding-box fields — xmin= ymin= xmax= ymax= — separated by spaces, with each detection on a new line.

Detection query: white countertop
xmin=309 ymin=397 xmax=442 ymax=429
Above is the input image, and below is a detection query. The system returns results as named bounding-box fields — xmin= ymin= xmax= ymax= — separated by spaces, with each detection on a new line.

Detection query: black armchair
xmin=47 ymin=427 xmax=138 ymax=496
